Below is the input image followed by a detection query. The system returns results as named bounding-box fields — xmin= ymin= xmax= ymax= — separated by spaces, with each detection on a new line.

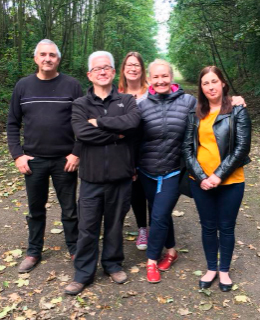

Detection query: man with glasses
xmin=7 ymin=39 xmax=83 ymax=273
xmin=65 ymin=51 xmax=141 ymax=295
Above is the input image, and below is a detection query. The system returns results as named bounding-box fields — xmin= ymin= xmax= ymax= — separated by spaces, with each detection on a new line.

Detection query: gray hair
xmin=148 ymin=59 xmax=173 ymax=78
xmin=88 ymin=51 xmax=115 ymax=71
xmin=34 ymin=39 xmax=61 ymax=58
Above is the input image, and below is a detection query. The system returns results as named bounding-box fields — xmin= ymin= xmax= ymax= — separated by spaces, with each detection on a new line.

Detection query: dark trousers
xmin=139 ymin=172 xmax=180 ymax=260
xmin=74 ymin=178 xmax=132 ymax=284
xmin=190 ymin=180 xmax=244 ymax=272
xmin=131 ymin=178 xmax=150 ymax=228
xmin=25 ymin=157 xmax=78 ymax=257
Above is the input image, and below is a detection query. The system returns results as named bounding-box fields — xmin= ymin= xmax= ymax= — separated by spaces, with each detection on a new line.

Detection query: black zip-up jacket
xmin=71 ymin=85 xmax=141 ymax=183
xmin=182 ymin=105 xmax=251 ymax=183
xmin=138 ymin=85 xmax=197 ymax=176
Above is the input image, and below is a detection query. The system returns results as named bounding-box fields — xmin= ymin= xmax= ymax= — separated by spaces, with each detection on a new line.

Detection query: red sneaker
xmin=146 ymin=263 xmax=161 ymax=283
xmin=158 ymin=252 xmax=178 ymax=271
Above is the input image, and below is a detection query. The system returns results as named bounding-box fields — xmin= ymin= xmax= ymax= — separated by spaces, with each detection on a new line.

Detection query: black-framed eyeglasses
xmin=125 ymin=63 xmax=141 ymax=69
xmin=90 ymin=65 xmax=113 ymax=73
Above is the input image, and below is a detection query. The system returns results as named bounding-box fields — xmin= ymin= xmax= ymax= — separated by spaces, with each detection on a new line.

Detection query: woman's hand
xmin=207 ymin=173 xmax=222 ymax=188
xmin=200 ymin=178 xmax=214 ymax=190
xmin=200 ymin=174 xmax=221 ymax=190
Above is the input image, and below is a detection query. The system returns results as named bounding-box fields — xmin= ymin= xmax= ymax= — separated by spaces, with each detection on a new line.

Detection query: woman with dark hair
xmin=182 ymin=66 xmax=251 ymax=292
xmin=118 ymin=52 xmax=149 ymax=250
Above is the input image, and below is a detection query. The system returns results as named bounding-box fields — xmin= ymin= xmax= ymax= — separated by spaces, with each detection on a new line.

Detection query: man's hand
xmin=64 ymin=154 xmax=80 ymax=172
xmin=15 ymin=155 xmax=34 ymax=175
xmin=88 ymin=119 xmax=98 ymax=127
xmin=231 ymin=96 xmax=246 ymax=107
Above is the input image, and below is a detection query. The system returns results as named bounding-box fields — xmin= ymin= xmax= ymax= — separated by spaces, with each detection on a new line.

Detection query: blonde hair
xmin=148 ymin=59 xmax=173 ymax=78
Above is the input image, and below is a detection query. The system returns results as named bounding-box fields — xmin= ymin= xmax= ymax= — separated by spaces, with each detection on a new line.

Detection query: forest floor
xmin=0 ymin=85 xmax=260 ymax=320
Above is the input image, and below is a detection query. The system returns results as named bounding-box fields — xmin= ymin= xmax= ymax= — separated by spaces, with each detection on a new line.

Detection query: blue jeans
xmin=139 ymin=172 xmax=180 ymax=260
xmin=25 ymin=157 xmax=78 ymax=257
xmin=190 ymin=180 xmax=244 ymax=272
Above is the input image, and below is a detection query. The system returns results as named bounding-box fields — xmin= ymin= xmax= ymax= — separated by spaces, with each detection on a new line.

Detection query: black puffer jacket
xmin=72 ymin=86 xmax=141 ymax=183
xmin=138 ymin=85 xmax=197 ymax=176
xmin=182 ymin=105 xmax=251 ymax=183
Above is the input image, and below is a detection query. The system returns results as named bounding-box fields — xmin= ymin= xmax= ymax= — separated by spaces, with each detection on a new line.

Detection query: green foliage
xmin=168 ymin=0 xmax=260 ymax=94
xmin=0 ymin=0 xmax=158 ymax=127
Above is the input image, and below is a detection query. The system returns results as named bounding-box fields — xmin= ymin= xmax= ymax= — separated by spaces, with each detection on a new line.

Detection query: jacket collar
xmin=87 ymin=84 xmax=121 ymax=104
xmin=147 ymin=84 xmax=185 ymax=102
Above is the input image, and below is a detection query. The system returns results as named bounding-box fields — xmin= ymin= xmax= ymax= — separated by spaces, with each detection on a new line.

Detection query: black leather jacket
xmin=182 ymin=105 xmax=251 ymax=183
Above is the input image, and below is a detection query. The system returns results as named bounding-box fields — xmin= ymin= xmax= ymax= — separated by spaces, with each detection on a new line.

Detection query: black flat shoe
xmin=219 ymin=282 xmax=233 ymax=292
xmin=199 ymin=274 xmax=218 ymax=289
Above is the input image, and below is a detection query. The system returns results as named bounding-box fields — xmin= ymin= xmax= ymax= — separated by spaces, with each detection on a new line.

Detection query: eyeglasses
xmin=125 ymin=63 xmax=141 ymax=69
xmin=90 ymin=65 xmax=113 ymax=73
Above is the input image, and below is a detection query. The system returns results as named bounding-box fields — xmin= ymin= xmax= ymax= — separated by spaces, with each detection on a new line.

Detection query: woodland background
xmin=0 ymin=0 xmax=260 ymax=127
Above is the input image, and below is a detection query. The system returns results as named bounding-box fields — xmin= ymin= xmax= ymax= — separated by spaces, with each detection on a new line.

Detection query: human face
xmin=201 ymin=71 xmax=224 ymax=104
xmin=124 ymin=56 xmax=142 ymax=83
xmin=34 ymin=43 xmax=60 ymax=76
xmin=87 ymin=56 xmax=115 ymax=88
xmin=149 ymin=64 xmax=172 ymax=94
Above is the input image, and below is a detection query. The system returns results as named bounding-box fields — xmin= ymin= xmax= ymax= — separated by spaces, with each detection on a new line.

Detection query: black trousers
xmin=74 ymin=178 xmax=132 ymax=284
xmin=131 ymin=178 xmax=150 ymax=228
xmin=25 ymin=157 xmax=78 ymax=257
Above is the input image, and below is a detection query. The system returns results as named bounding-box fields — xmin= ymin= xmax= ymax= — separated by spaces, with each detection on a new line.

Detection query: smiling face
xmin=34 ymin=43 xmax=60 ymax=77
xmin=149 ymin=64 xmax=172 ymax=94
xmin=87 ymin=56 xmax=115 ymax=88
xmin=123 ymin=56 xmax=142 ymax=83
xmin=201 ymin=71 xmax=224 ymax=104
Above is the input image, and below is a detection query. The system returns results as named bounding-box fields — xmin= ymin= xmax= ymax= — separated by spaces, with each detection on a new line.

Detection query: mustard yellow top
xmin=197 ymin=109 xmax=244 ymax=185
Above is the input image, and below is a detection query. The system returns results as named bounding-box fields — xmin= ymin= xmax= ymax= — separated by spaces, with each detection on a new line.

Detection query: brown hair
xmin=196 ymin=66 xmax=232 ymax=119
xmin=118 ymin=52 xmax=148 ymax=94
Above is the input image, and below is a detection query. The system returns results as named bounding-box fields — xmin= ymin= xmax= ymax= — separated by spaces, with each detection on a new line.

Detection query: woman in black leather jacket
xmin=182 ymin=66 xmax=251 ymax=292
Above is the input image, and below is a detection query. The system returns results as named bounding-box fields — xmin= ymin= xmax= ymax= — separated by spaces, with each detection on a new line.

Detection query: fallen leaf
xmin=9 ymin=249 xmax=22 ymax=258
xmin=8 ymin=293 xmax=22 ymax=303
xmin=15 ymin=279 xmax=29 ymax=287
xmin=24 ymin=310 xmax=37 ymax=318
xmin=130 ymin=266 xmax=140 ymax=273
xmin=39 ymin=297 xmax=55 ymax=310
xmin=237 ymin=240 xmax=244 ymax=245
xmin=125 ymin=235 xmax=136 ymax=241
xmin=199 ymin=301 xmax=213 ymax=311
xmin=234 ymin=295 xmax=250 ymax=303
xmin=0 ymin=265 xmax=6 ymax=271
xmin=223 ymin=299 xmax=230 ymax=307
xmin=193 ymin=270 xmax=203 ymax=276
xmin=172 ymin=210 xmax=185 ymax=217
xmin=53 ymin=221 xmax=62 ymax=226
xmin=232 ymin=284 xmax=239 ymax=291
xmin=198 ymin=288 xmax=212 ymax=296
xmin=51 ymin=297 xmax=63 ymax=304
xmin=58 ymin=274 xmax=70 ymax=282
xmin=177 ymin=308 xmax=192 ymax=316
xmin=50 ymin=228 xmax=63 ymax=234
xmin=178 ymin=248 xmax=189 ymax=253
xmin=248 ymin=244 xmax=256 ymax=250
xmin=46 ymin=271 xmax=56 ymax=281
xmin=125 ymin=231 xmax=139 ymax=236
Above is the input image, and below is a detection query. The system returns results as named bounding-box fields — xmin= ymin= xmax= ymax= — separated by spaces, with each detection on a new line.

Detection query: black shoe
xmin=219 ymin=282 xmax=233 ymax=292
xmin=199 ymin=274 xmax=218 ymax=289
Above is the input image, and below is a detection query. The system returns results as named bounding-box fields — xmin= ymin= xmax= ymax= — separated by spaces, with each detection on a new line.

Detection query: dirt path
xmin=0 ymin=90 xmax=260 ymax=319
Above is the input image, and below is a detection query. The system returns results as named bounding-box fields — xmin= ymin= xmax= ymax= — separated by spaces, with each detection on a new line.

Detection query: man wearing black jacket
xmin=7 ymin=39 xmax=83 ymax=273
xmin=65 ymin=51 xmax=141 ymax=295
